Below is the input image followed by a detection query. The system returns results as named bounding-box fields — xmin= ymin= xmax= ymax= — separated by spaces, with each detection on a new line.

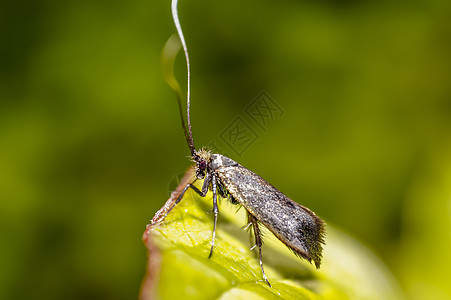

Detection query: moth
xmin=163 ymin=0 xmax=325 ymax=287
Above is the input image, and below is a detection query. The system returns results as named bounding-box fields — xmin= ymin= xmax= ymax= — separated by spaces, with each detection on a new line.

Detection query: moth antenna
xmin=161 ymin=35 xmax=192 ymax=152
xmin=172 ymin=0 xmax=196 ymax=155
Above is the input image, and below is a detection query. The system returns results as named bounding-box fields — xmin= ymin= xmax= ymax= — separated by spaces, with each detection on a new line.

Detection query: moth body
xmin=210 ymin=153 xmax=325 ymax=268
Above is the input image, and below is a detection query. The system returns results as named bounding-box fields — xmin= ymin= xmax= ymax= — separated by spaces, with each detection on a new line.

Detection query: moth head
xmin=193 ymin=148 xmax=212 ymax=179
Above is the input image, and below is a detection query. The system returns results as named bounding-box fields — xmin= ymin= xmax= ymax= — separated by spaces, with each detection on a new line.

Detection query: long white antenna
xmin=172 ymin=0 xmax=195 ymax=155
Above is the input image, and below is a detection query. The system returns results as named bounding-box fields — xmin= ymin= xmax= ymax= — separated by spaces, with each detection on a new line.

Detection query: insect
xmin=163 ymin=0 xmax=325 ymax=287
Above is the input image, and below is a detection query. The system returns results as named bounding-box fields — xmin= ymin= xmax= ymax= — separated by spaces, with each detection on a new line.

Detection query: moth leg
xmin=242 ymin=221 xmax=255 ymax=249
xmin=208 ymin=174 xmax=219 ymax=258
xmin=248 ymin=213 xmax=272 ymax=287
xmin=217 ymin=181 xmax=227 ymax=198
xmin=242 ymin=222 xmax=252 ymax=231
xmin=164 ymin=173 xmax=211 ymax=219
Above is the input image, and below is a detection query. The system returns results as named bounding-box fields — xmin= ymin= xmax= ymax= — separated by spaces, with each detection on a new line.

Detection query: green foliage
xmin=141 ymin=171 xmax=404 ymax=299
xmin=1 ymin=0 xmax=451 ymax=299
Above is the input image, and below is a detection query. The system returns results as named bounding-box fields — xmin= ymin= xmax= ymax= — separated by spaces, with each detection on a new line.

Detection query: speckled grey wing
xmin=212 ymin=154 xmax=325 ymax=268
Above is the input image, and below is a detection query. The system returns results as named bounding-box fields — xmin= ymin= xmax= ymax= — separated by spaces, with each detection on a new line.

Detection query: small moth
xmin=163 ymin=0 xmax=325 ymax=287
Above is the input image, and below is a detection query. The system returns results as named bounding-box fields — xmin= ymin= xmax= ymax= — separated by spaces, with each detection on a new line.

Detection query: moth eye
xmin=199 ymin=161 xmax=207 ymax=170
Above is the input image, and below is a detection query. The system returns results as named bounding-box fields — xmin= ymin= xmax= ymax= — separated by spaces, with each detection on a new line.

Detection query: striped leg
xmin=208 ymin=174 xmax=219 ymax=258
xmin=248 ymin=213 xmax=272 ymax=287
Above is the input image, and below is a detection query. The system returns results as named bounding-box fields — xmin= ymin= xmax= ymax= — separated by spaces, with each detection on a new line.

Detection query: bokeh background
xmin=1 ymin=0 xmax=451 ymax=299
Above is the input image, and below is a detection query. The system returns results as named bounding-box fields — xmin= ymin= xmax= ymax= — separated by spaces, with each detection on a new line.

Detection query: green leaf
xmin=141 ymin=169 xmax=404 ymax=299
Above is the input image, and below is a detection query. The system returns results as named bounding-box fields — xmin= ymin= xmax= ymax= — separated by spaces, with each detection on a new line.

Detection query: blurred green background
xmin=1 ymin=0 xmax=451 ymax=299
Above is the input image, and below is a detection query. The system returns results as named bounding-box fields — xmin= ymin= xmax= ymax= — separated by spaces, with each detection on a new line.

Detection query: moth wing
xmin=215 ymin=162 xmax=325 ymax=268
